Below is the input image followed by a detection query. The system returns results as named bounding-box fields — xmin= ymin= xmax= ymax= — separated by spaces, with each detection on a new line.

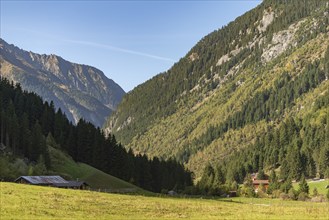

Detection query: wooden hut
xmin=15 ymin=176 xmax=89 ymax=189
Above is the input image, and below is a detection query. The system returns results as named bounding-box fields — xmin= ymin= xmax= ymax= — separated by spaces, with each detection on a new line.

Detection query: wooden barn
xmin=15 ymin=176 xmax=89 ymax=190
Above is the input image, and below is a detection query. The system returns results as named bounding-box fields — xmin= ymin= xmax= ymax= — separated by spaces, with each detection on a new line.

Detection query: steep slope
xmin=0 ymin=39 xmax=125 ymax=127
xmin=49 ymin=146 xmax=145 ymax=192
xmin=105 ymin=0 xmax=329 ymax=178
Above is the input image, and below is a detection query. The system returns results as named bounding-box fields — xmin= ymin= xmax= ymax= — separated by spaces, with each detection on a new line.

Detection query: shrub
xmin=182 ymin=186 xmax=196 ymax=195
xmin=257 ymin=190 xmax=268 ymax=198
xmin=12 ymin=159 xmax=28 ymax=176
xmin=230 ymin=181 xmax=238 ymax=191
xmin=279 ymin=193 xmax=289 ymax=200
xmin=161 ymin=189 xmax=168 ymax=194
xmin=271 ymin=189 xmax=282 ymax=198
xmin=311 ymin=195 xmax=326 ymax=203
xmin=298 ymin=192 xmax=309 ymax=201
xmin=240 ymin=186 xmax=255 ymax=197
xmin=213 ymin=184 xmax=229 ymax=196
xmin=280 ymin=180 xmax=292 ymax=193
xmin=288 ymin=188 xmax=297 ymax=200
xmin=258 ymin=183 xmax=266 ymax=193
xmin=312 ymin=187 xmax=318 ymax=197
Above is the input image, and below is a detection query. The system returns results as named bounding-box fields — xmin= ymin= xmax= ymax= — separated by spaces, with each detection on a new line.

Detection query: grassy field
xmin=1 ymin=182 xmax=328 ymax=220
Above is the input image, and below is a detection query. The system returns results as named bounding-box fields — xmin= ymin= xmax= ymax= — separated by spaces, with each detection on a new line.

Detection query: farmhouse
xmin=15 ymin=176 xmax=89 ymax=190
xmin=252 ymin=179 xmax=269 ymax=192
xmin=251 ymin=173 xmax=270 ymax=192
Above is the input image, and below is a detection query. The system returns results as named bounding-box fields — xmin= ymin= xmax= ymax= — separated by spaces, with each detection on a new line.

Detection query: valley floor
xmin=1 ymin=182 xmax=328 ymax=220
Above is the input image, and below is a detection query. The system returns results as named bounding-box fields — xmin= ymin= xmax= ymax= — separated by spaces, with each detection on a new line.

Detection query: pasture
xmin=1 ymin=182 xmax=328 ymax=219
xmin=293 ymin=179 xmax=329 ymax=195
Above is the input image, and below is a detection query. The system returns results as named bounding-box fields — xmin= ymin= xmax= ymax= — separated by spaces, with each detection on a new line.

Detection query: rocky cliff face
xmin=0 ymin=39 xmax=125 ymax=127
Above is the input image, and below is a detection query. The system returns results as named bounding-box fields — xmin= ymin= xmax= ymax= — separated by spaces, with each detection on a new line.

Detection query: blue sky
xmin=1 ymin=0 xmax=261 ymax=92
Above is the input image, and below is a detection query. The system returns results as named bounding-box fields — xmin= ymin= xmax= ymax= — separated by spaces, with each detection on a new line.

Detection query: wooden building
xmin=54 ymin=181 xmax=89 ymax=190
xmin=252 ymin=179 xmax=269 ymax=192
xmin=15 ymin=176 xmax=89 ymax=190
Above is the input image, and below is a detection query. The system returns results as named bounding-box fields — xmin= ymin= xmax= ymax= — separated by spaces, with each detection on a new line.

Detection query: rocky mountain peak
xmin=0 ymin=38 xmax=125 ymax=127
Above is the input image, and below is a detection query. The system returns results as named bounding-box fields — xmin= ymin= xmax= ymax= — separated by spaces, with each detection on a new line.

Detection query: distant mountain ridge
xmin=0 ymin=38 xmax=125 ymax=127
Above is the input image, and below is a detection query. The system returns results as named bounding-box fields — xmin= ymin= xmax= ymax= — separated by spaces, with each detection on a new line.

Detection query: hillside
xmin=0 ymin=38 xmax=125 ymax=127
xmin=105 ymin=0 xmax=329 ymax=179
xmin=0 ymin=78 xmax=192 ymax=193
xmin=48 ymin=146 xmax=144 ymax=192
xmin=1 ymin=182 xmax=328 ymax=220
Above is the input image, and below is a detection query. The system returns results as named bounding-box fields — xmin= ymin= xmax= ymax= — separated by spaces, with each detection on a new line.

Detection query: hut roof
xmin=15 ymin=176 xmax=68 ymax=185
xmin=54 ymin=181 xmax=89 ymax=188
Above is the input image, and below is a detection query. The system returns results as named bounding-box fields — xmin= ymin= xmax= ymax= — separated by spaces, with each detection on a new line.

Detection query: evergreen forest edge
xmin=0 ymin=77 xmax=192 ymax=193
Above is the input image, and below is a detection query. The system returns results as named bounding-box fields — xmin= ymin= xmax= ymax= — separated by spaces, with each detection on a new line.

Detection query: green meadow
xmin=1 ymin=182 xmax=328 ymax=220
xmin=293 ymin=179 xmax=329 ymax=196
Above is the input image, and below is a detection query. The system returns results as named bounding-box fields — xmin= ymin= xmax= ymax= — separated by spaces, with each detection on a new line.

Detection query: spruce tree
xmin=198 ymin=164 xmax=215 ymax=192
xmin=213 ymin=166 xmax=225 ymax=187
xmin=257 ymin=168 xmax=266 ymax=180
xmin=268 ymin=170 xmax=279 ymax=194
xmin=298 ymin=175 xmax=309 ymax=194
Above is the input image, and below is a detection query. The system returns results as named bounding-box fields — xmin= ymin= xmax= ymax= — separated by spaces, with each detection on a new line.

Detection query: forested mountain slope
xmin=0 ymin=78 xmax=192 ymax=192
xmin=105 ymin=0 xmax=329 ymax=180
xmin=0 ymin=39 xmax=125 ymax=127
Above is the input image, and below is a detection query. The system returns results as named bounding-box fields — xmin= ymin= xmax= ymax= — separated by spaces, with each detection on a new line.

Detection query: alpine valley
xmin=0 ymin=38 xmax=125 ymax=128
xmin=105 ymin=0 xmax=329 ymax=181
xmin=1 ymin=1 xmax=329 ymax=218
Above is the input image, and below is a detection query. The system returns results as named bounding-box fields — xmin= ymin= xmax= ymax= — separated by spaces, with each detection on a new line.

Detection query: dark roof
xmin=15 ymin=176 xmax=68 ymax=184
xmin=53 ymin=181 xmax=89 ymax=188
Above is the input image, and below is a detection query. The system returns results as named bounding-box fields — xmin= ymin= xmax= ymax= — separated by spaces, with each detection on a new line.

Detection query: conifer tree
xmin=257 ymin=168 xmax=266 ymax=180
xmin=298 ymin=175 xmax=309 ymax=194
xmin=267 ymin=170 xmax=279 ymax=194
xmin=213 ymin=166 xmax=225 ymax=188
xmin=198 ymin=164 xmax=215 ymax=192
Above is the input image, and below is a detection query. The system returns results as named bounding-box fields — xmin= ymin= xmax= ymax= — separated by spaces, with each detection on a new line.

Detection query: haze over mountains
xmin=105 ymin=0 xmax=329 ymax=178
xmin=0 ymin=38 xmax=125 ymax=127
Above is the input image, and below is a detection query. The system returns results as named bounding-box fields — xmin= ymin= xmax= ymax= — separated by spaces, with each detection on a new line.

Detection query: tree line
xmin=0 ymin=77 xmax=192 ymax=192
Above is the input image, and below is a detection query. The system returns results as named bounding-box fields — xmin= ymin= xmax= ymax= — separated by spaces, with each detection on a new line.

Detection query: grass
xmin=48 ymin=146 xmax=146 ymax=193
xmin=1 ymin=182 xmax=328 ymax=220
xmin=293 ymin=179 xmax=329 ymax=195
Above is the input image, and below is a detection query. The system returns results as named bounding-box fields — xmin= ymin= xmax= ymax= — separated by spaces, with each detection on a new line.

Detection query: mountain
xmin=105 ymin=0 xmax=329 ymax=180
xmin=0 ymin=38 xmax=125 ymax=127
